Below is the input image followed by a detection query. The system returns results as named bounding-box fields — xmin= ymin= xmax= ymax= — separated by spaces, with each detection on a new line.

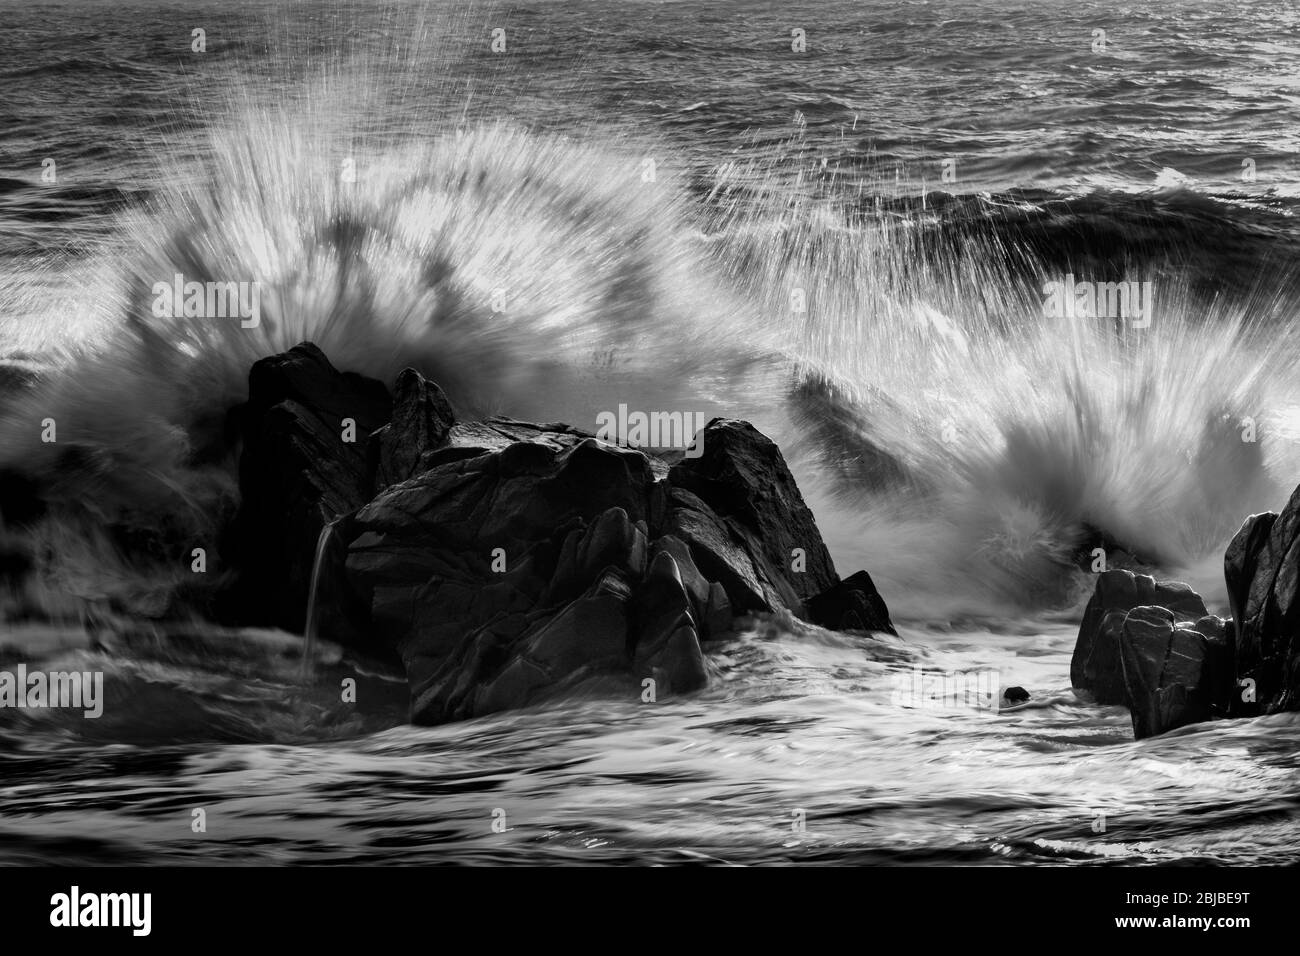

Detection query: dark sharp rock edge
xmin=369 ymin=367 xmax=456 ymax=492
xmin=805 ymin=569 xmax=897 ymax=636
xmin=215 ymin=344 xmax=896 ymax=725
xmin=1228 ymin=497 xmax=1300 ymax=715
xmin=668 ymin=418 xmax=839 ymax=615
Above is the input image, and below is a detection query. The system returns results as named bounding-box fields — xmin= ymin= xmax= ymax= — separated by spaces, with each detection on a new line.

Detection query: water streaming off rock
xmin=301 ymin=522 xmax=338 ymax=683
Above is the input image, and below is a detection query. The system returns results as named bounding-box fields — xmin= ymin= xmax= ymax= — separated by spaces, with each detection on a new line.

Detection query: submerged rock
xmin=221 ymin=345 xmax=896 ymax=725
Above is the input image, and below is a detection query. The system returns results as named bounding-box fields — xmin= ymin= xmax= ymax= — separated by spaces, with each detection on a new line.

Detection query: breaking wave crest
xmin=5 ymin=58 xmax=1300 ymax=625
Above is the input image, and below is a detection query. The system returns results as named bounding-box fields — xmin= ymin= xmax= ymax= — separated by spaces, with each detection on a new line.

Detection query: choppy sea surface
xmin=2 ymin=0 xmax=1300 ymax=864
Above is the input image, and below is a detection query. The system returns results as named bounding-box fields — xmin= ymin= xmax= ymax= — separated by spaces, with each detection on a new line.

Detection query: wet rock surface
xmin=1069 ymin=498 xmax=1300 ymax=736
xmin=1070 ymin=569 xmax=1208 ymax=705
xmin=220 ymin=343 xmax=897 ymax=724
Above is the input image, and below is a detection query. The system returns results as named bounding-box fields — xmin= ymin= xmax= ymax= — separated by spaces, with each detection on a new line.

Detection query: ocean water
xmin=2 ymin=0 xmax=1300 ymax=865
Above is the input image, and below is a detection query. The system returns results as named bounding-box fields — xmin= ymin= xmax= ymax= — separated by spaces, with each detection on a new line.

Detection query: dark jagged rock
xmin=1068 ymin=567 xmax=1238 ymax=737
xmin=218 ymin=342 xmax=392 ymax=636
xmin=668 ymin=419 xmax=839 ymax=614
xmin=546 ymin=507 xmax=648 ymax=607
xmin=646 ymin=536 xmax=710 ymax=622
xmin=630 ymin=551 xmax=708 ymax=694
xmin=1225 ymin=512 xmax=1275 ymax=639
xmin=1225 ymin=499 xmax=1300 ymax=715
xmin=414 ymin=568 xmax=633 ymax=723
xmin=1083 ymin=609 xmax=1131 ymax=705
xmin=246 ymin=341 xmax=392 ymax=427
xmin=1070 ymin=569 xmax=1208 ymax=704
xmin=1002 ymin=686 xmax=1030 ymax=704
xmin=804 ymin=569 xmax=896 ymax=635
xmin=1192 ymin=613 xmax=1229 ymax=645
xmin=663 ymin=486 xmax=770 ymax=613
xmin=369 ymin=368 xmax=456 ymax=491
xmin=220 ymin=345 xmax=893 ymax=725
xmin=1221 ymin=487 xmax=1300 ymax=716
xmin=345 ymin=439 xmax=650 ymax=680
xmin=343 ymin=434 xmax=696 ymax=722
xmin=703 ymin=582 xmax=733 ymax=640
xmin=344 ymin=421 xmax=865 ymax=721
xmin=1117 ymin=606 xmax=1230 ymax=738
xmin=434 ymin=418 xmax=609 ymax=468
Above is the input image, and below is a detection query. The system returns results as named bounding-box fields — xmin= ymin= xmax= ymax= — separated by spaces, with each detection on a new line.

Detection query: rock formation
xmin=1069 ymin=492 xmax=1300 ymax=736
xmin=219 ymin=343 xmax=897 ymax=724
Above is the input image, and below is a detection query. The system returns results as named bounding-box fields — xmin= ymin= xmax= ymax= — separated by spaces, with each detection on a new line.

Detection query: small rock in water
xmin=1002 ymin=686 xmax=1029 ymax=704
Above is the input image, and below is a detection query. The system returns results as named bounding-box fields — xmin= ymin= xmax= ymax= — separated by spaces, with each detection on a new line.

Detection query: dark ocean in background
xmin=9 ymin=0 xmax=1300 ymax=270
xmin=2 ymin=0 xmax=1300 ymax=865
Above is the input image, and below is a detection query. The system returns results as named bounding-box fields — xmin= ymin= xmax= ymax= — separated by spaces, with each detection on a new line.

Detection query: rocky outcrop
xmin=1068 ymin=569 xmax=1238 ymax=738
xmin=1223 ymin=511 xmax=1275 ymax=633
xmin=804 ymin=570 xmax=896 ymax=635
xmin=668 ymin=418 xmax=839 ymax=614
xmin=1068 ymin=489 xmax=1300 ymax=736
xmin=221 ymin=344 xmax=896 ymax=725
xmin=369 ymin=367 xmax=456 ymax=491
xmin=1223 ymin=499 xmax=1300 ymax=715
xmin=342 ymin=412 xmax=879 ymax=723
xmin=218 ymin=343 xmax=392 ymax=634
xmin=1116 ymin=606 xmax=1230 ymax=738
xmin=1070 ymin=569 xmax=1208 ymax=705
xmin=344 ymin=434 xmax=665 ymax=719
